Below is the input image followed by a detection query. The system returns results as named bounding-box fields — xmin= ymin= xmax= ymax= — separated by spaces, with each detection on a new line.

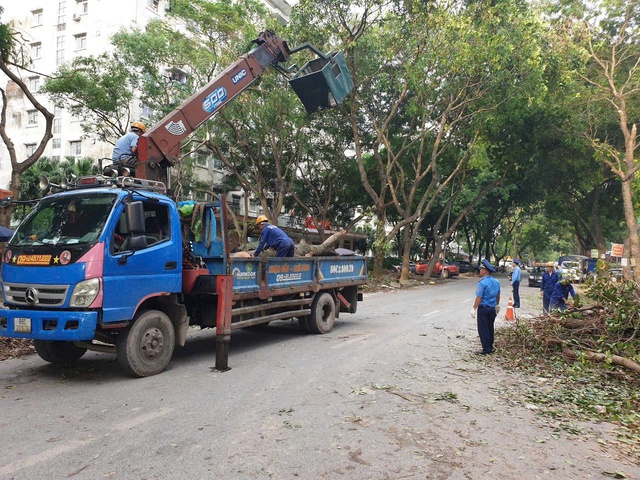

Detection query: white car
xmin=558 ymin=261 xmax=583 ymax=283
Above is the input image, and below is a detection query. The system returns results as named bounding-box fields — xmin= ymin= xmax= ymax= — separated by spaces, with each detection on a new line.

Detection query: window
xmin=25 ymin=144 xmax=37 ymax=156
xmin=57 ymin=23 xmax=66 ymax=32
xmin=141 ymin=105 xmax=154 ymax=118
xmin=52 ymin=138 xmax=61 ymax=149
xmin=29 ymin=76 xmax=40 ymax=92
xmin=32 ymin=10 xmax=43 ymax=27
xmin=69 ymin=140 xmax=82 ymax=156
xmin=57 ymin=2 xmax=66 ymax=28
xmin=53 ymin=119 xmax=62 ymax=134
xmin=27 ymin=110 xmax=38 ymax=126
xmin=79 ymin=0 xmax=88 ymax=14
xmin=112 ymin=202 xmax=171 ymax=253
xmin=56 ymin=36 xmax=65 ymax=66
xmin=74 ymin=33 xmax=86 ymax=51
xmin=148 ymin=0 xmax=160 ymax=12
xmin=31 ymin=42 xmax=42 ymax=59
xmin=52 ymin=155 xmax=61 ymax=161
xmin=166 ymin=67 xmax=187 ymax=85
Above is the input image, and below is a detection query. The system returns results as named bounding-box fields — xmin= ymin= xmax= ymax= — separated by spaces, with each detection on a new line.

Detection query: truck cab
xmin=1 ymin=176 xmax=187 ymax=375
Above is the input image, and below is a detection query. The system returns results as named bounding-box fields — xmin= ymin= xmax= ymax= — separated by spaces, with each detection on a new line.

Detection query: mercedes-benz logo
xmin=25 ymin=288 xmax=38 ymax=305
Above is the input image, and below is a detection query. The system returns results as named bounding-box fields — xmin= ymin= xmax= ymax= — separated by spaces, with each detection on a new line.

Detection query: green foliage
xmin=19 ymin=156 xmax=99 ymax=202
xmin=0 ymin=6 xmax=14 ymax=63
xmin=498 ymin=264 xmax=640 ymax=454
xmin=586 ymin=262 xmax=640 ymax=339
xmin=42 ymin=55 xmax=136 ymax=142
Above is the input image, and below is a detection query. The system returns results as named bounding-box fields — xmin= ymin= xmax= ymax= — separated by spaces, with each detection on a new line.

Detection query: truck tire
xmin=116 ymin=310 xmax=175 ymax=377
xmin=298 ymin=315 xmax=310 ymax=333
xmin=34 ymin=340 xmax=87 ymax=365
xmin=307 ymin=292 xmax=336 ymax=334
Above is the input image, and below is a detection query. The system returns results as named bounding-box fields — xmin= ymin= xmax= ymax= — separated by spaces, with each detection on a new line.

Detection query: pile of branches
xmin=504 ymin=268 xmax=640 ymax=376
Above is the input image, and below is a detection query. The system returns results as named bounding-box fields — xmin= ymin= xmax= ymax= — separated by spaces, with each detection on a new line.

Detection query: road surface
xmin=1 ymin=274 xmax=638 ymax=479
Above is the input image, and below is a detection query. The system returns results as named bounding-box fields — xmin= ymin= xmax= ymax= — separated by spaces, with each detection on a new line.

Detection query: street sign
xmin=611 ymin=243 xmax=624 ymax=257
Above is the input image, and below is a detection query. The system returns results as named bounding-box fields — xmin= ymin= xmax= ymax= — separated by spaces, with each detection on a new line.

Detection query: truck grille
xmin=3 ymin=282 xmax=70 ymax=307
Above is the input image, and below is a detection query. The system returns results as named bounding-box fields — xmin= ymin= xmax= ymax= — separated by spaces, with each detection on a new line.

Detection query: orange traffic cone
xmin=505 ymin=297 xmax=515 ymax=321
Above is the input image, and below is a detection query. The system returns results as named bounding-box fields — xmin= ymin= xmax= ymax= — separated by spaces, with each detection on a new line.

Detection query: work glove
xmin=495 ymin=306 xmax=501 ymax=315
xmin=470 ymin=308 xmax=476 ymax=319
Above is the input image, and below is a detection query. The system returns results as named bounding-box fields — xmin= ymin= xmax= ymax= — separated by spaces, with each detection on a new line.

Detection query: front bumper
xmin=0 ymin=309 xmax=98 ymax=341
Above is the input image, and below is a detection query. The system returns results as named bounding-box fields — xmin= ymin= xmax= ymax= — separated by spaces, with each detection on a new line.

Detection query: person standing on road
xmin=511 ymin=259 xmax=522 ymax=308
xmin=540 ymin=261 xmax=558 ymax=314
xmin=471 ymin=259 xmax=501 ymax=355
xmin=549 ymin=278 xmax=576 ymax=312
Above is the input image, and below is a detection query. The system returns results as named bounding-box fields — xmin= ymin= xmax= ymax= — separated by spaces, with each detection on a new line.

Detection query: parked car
xmin=558 ymin=260 xmax=583 ymax=283
xmin=453 ymin=260 xmax=470 ymax=273
xmin=444 ymin=262 xmax=460 ymax=277
xmin=392 ymin=261 xmax=416 ymax=274
xmin=416 ymin=259 xmax=459 ymax=278
xmin=528 ymin=265 xmax=545 ymax=287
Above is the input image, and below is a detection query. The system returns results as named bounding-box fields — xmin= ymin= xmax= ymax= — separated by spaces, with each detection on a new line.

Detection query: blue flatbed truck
xmin=0 ymin=178 xmax=367 ymax=376
xmin=0 ymin=30 xmax=364 ymax=376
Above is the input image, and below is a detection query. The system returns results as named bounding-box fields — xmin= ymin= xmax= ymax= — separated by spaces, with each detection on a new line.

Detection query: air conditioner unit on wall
xmin=72 ymin=14 xmax=81 ymax=21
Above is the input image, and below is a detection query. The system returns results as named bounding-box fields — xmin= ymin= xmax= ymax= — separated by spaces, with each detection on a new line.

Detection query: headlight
xmin=70 ymin=278 xmax=100 ymax=307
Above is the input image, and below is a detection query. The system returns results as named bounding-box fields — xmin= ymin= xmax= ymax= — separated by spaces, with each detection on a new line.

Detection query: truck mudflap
xmin=0 ymin=309 xmax=98 ymax=341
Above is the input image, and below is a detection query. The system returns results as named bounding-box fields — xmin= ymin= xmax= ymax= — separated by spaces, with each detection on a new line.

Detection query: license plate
xmin=14 ymin=317 xmax=31 ymax=334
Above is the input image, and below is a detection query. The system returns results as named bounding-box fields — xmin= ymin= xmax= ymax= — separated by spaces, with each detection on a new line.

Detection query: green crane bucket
xmin=289 ymin=52 xmax=354 ymax=114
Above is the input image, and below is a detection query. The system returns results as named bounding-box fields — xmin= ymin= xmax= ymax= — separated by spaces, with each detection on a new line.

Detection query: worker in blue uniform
xmin=549 ymin=278 xmax=576 ymax=311
xmin=471 ymin=259 xmax=501 ymax=355
xmin=511 ymin=259 xmax=522 ymax=308
xmin=253 ymin=215 xmax=296 ymax=257
xmin=540 ymin=261 xmax=559 ymax=314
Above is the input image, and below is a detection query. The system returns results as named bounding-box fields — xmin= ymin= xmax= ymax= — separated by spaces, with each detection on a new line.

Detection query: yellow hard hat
xmin=546 ymin=261 xmax=554 ymax=267
xmin=256 ymin=215 xmax=268 ymax=226
xmin=131 ymin=121 xmax=146 ymax=133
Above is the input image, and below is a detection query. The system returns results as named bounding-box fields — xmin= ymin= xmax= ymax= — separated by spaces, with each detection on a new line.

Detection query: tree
xmin=0 ymin=9 xmax=54 ymax=225
xmin=553 ymin=0 xmax=640 ymax=279
xmin=292 ymin=0 xmax=555 ymax=279
xmin=13 ymin=156 xmax=99 ymax=221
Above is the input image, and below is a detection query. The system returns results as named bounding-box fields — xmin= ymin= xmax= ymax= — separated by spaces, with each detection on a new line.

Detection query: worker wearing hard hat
xmin=253 ymin=215 xmax=296 ymax=257
xmin=112 ymin=121 xmax=146 ymax=162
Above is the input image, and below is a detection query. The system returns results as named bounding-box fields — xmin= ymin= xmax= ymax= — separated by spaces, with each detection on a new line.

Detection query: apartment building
xmin=0 ymin=0 xmax=291 ymax=190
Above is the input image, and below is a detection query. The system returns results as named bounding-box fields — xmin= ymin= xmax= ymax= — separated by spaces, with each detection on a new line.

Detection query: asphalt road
xmin=1 ymin=274 xmax=638 ymax=479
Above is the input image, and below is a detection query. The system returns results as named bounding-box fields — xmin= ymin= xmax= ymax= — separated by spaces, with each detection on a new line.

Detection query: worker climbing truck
xmin=0 ymin=32 xmax=366 ymax=377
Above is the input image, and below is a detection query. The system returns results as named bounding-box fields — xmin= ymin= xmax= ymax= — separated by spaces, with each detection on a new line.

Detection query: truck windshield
xmin=11 ymin=194 xmax=117 ymax=246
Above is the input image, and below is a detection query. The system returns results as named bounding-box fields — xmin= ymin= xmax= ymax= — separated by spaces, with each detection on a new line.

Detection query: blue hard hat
xmin=481 ymin=259 xmax=496 ymax=272
xmin=514 ymin=259 xmax=521 ymax=265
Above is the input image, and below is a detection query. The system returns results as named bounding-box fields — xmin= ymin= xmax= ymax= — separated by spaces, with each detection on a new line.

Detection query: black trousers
xmin=477 ymin=305 xmax=497 ymax=353
xmin=512 ymin=280 xmax=520 ymax=307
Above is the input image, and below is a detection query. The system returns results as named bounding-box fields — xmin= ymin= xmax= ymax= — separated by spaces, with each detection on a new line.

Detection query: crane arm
xmin=136 ymin=31 xmax=290 ymax=181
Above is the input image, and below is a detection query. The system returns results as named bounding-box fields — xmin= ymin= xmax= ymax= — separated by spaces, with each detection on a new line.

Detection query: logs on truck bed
xmin=295 ymin=229 xmax=347 ymax=257
xmin=232 ymin=229 xmax=349 ymax=258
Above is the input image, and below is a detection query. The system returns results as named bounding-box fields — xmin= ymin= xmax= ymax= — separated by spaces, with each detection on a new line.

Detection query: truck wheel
xmin=34 ymin=340 xmax=87 ymax=365
xmin=307 ymin=292 xmax=336 ymax=334
xmin=298 ymin=315 xmax=310 ymax=332
xmin=117 ymin=310 xmax=175 ymax=377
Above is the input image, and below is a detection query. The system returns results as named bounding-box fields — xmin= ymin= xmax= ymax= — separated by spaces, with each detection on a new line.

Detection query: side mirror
xmin=124 ymin=201 xmax=147 ymax=252
xmin=125 ymin=201 xmax=145 ymax=235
